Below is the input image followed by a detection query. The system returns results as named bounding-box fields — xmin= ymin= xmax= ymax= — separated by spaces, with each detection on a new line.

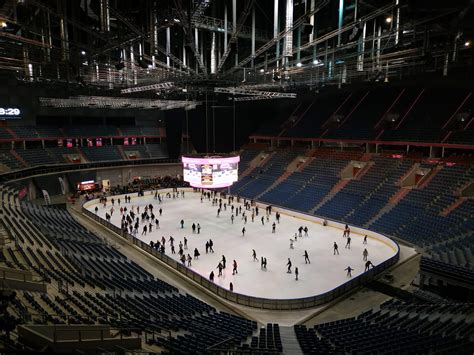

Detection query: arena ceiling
xmin=0 ymin=0 xmax=473 ymax=97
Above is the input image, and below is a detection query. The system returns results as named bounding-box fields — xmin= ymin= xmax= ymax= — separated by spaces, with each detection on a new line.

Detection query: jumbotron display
xmin=182 ymin=155 xmax=240 ymax=188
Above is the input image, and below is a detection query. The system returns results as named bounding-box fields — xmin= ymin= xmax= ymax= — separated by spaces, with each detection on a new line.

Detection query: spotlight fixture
xmin=385 ymin=16 xmax=393 ymax=24
xmin=259 ymin=68 xmax=265 ymax=73
xmin=296 ymin=62 xmax=303 ymax=67
xmin=80 ymin=50 xmax=86 ymax=55
xmin=464 ymin=40 xmax=471 ymax=47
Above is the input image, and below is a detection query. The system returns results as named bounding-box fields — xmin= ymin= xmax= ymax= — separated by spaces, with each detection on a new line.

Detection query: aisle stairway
xmin=279 ymin=326 xmax=304 ymax=355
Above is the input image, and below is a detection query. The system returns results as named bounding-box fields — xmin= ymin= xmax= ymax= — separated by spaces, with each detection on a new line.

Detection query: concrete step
xmin=279 ymin=326 xmax=303 ymax=355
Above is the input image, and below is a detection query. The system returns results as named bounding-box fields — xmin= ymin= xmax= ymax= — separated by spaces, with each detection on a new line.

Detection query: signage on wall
xmin=0 ymin=107 xmax=21 ymax=120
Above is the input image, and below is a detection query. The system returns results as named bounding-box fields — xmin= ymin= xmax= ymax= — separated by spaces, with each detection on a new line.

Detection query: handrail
xmin=82 ymin=190 xmax=400 ymax=310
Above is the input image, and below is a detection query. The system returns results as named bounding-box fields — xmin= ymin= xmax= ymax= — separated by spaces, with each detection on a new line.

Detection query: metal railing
xmin=82 ymin=194 xmax=400 ymax=310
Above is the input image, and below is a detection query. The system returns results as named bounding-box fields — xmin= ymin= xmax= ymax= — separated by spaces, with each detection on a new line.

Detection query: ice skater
xmin=365 ymin=260 xmax=374 ymax=271
xmin=276 ymin=212 xmax=280 ymax=223
xmin=184 ymin=237 xmax=188 ymax=249
xmin=343 ymin=224 xmax=350 ymax=238
xmin=261 ymin=256 xmax=264 ymax=269
xmin=345 ymin=266 xmax=354 ymax=277
xmin=263 ymin=257 xmax=267 ymax=269
xmin=194 ymin=248 xmax=200 ymax=259
xmin=295 ymin=267 xmax=299 ymax=281
xmin=290 ymin=239 xmax=294 ymax=249
xmin=229 ymin=282 xmax=233 ymax=292
xmin=272 ymin=222 xmax=276 ymax=233
xmin=345 ymin=236 xmax=351 ymax=249
xmin=333 ymin=242 xmax=339 ymax=255
xmin=209 ymin=239 xmax=214 ymax=253
xmin=217 ymin=262 xmax=224 ymax=277
xmin=363 ymin=235 xmax=368 ymax=244
xmin=363 ymin=248 xmax=368 ymax=261
xmin=261 ymin=216 xmax=265 ymax=225
xmin=209 ymin=271 xmax=214 ymax=282
xmin=197 ymin=223 xmax=201 ymax=234
xmin=286 ymin=258 xmax=292 ymax=273
xmin=221 ymin=255 xmax=226 ymax=268
xmin=232 ymin=260 xmax=238 ymax=275
xmin=180 ymin=219 xmax=184 ymax=229
xmin=159 ymin=208 xmax=162 ymax=216
xmin=304 ymin=226 xmax=308 ymax=236
xmin=192 ymin=223 xmax=196 ymax=233
xmin=231 ymin=214 xmax=234 ymax=224
xmin=242 ymin=227 xmax=246 ymax=236
xmin=303 ymin=250 xmax=310 ymax=264
xmin=252 ymin=249 xmax=257 ymax=261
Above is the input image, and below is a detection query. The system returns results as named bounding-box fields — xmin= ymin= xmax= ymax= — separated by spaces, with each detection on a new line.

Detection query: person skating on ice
xmin=209 ymin=271 xmax=215 ymax=282
xmin=194 ymin=248 xmax=200 ymax=260
xmin=221 ymin=255 xmax=226 ymax=268
xmin=263 ymin=257 xmax=267 ymax=269
xmin=180 ymin=254 xmax=186 ymax=265
xmin=333 ymin=242 xmax=339 ymax=255
xmin=159 ymin=208 xmax=162 ymax=216
xmin=272 ymin=222 xmax=276 ymax=233
xmin=343 ymin=224 xmax=350 ymax=238
xmin=184 ymin=237 xmax=188 ymax=249
xmin=261 ymin=216 xmax=265 ymax=225
xmin=192 ymin=223 xmax=196 ymax=233
xmin=345 ymin=236 xmax=351 ymax=249
xmin=363 ymin=248 xmax=368 ymax=261
xmin=216 ymin=262 xmax=224 ymax=277
xmin=231 ymin=214 xmax=234 ymax=224
xmin=205 ymin=241 xmax=209 ymax=254
xmin=242 ymin=227 xmax=246 ymax=236
xmin=252 ymin=249 xmax=257 ymax=261
xmin=304 ymin=226 xmax=308 ymax=236
xmin=209 ymin=239 xmax=214 ymax=253
xmin=303 ymin=250 xmax=310 ymax=264
xmin=290 ymin=239 xmax=294 ymax=249
xmin=363 ymin=235 xmax=368 ymax=244
xmin=295 ymin=267 xmax=299 ymax=281
xmin=197 ymin=223 xmax=201 ymax=234
xmin=261 ymin=257 xmax=264 ymax=269
xmin=365 ymin=260 xmax=374 ymax=271
xmin=345 ymin=266 xmax=354 ymax=277
xmin=286 ymin=258 xmax=292 ymax=273
xmin=232 ymin=260 xmax=238 ymax=275
xmin=180 ymin=219 xmax=184 ymax=229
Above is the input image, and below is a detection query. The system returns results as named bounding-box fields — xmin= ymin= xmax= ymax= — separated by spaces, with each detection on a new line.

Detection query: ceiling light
xmin=385 ymin=16 xmax=392 ymax=24
xmin=296 ymin=62 xmax=302 ymax=67
xmin=259 ymin=68 xmax=265 ymax=73
xmin=81 ymin=50 xmax=86 ymax=55
xmin=313 ymin=59 xmax=320 ymax=64
xmin=464 ymin=40 xmax=471 ymax=47
xmin=0 ymin=21 xmax=7 ymax=28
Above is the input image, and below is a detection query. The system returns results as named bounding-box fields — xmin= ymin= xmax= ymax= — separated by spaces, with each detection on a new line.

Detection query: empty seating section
xmin=146 ymin=143 xmax=168 ymax=158
xmin=371 ymin=165 xmax=474 ymax=247
xmin=0 ymin=185 xmax=259 ymax=353
xmin=252 ymin=87 xmax=474 ymax=144
xmin=230 ymin=150 xmax=301 ymax=199
xmin=0 ymin=150 xmax=24 ymax=170
xmin=81 ymin=145 xmax=122 ymax=162
xmin=15 ymin=148 xmax=59 ymax=166
xmin=295 ymin=299 xmax=474 ymax=354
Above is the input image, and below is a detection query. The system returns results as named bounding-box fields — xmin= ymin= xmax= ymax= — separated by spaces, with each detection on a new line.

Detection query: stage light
xmin=313 ymin=59 xmax=320 ymax=65
xmin=385 ymin=16 xmax=392 ymax=24
xmin=296 ymin=62 xmax=302 ymax=67
xmin=81 ymin=50 xmax=86 ymax=55
xmin=259 ymin=68 xmax=265 ymax=73
xmin=464 ymin=40 xmax=471 ymax=47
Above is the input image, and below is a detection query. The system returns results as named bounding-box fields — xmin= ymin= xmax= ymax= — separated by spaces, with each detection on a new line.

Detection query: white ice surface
xmin=87 ymin=191 xmax=398 ymax=299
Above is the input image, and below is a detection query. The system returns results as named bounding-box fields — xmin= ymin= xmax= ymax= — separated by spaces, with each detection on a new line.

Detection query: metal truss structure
xmin=39 ymin=96 xmax=200 ymax=111
xmin=215 ymin=87 xmax=297 ymax=99
xmin=121 ymin=82 xmax=175 ymax=94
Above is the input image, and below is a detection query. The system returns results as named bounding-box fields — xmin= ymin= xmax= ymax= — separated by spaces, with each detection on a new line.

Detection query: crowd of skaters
xmin=96 ymin=187 xmax=379 ymax=292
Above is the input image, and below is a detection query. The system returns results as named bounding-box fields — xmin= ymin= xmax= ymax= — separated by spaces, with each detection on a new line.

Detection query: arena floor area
xmin=87 ymin=190 xmax=404 ymax=300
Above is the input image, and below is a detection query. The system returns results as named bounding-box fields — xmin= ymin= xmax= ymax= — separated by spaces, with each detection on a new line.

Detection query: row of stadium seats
xmin=295 ymin=298 xmax=474 ymax=354
xmin=0 ymin=144 xmax=168 ymax=169
xmin=0 ymin=125 xmax=162 ymax=139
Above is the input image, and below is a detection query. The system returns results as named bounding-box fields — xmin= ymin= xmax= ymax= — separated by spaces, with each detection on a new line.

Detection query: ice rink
xmin=87 ymin=190 xmax=400 ymax=300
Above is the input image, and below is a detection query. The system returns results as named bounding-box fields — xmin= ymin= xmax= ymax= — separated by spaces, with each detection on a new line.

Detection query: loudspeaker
xmin=115 ymin=62 xmax=125 ymax=70
xmin=349 ymin=25 xmax=363 ymax=42
xmin=301 ymin=23 xmax=313 ymax=36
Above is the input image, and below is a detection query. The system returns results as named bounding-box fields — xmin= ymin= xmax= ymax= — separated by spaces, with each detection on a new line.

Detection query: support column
xmin=100 ymin=0 xmax=110 ymax=32
xmin=59 ymin=0 xmax=69 ymax=61
xmin=233 ymin=0 xmax=238 ymax=66
xmin=284 ymin=0 xmax=294 ymax=69
xmin=395 ymin=0 xmax=400 ymax=45
xmin=251 ymin=5 xmax=255 ymax=68
xmin=337 ymin=0 xmax=344 ymax=46
xmin=224 ymin=2 xmax=228 ymax=52
xmin=211 ymin=32 xmax=216 ymax=73
xmin=357 ymin=21 xmax=366 ymax=71
xmin=166 ymin=27 xmax=171 ymax=67
xmin=274 ymin=0 xmax=280 ymax=68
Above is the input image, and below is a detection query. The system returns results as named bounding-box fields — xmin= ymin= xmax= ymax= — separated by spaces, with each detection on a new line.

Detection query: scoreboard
xmin=182 ymin=155 xmax=240 ymax=188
